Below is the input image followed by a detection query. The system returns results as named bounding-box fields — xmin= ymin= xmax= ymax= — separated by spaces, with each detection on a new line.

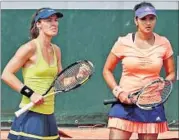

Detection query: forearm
xmin=165 ymin=71 xmax=176 ymax=82
xmin=1 ymin=72 xmax=24 ymax=93
xmin=103 ymin=70 xmax=118 ymax=90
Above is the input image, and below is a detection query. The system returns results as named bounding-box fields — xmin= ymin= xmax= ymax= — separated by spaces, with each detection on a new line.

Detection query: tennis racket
xmin=15 ymin=60 xmax=94 ymax=117
xmin=103 ymin=78 xmax=173 ymax=110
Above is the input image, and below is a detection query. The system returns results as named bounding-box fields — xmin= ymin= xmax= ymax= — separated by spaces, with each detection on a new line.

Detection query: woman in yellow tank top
xmin=2 ymin=7 xmax=64 ymax=140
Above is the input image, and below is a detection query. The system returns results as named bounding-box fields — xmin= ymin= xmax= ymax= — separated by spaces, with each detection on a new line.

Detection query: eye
xmin=149 ymin=16 xmax=156 ymax=20
xmin=141 ymin=17 xmax=146 ymax=20
xmin=46 ymin=19 xmax=52 ymax=22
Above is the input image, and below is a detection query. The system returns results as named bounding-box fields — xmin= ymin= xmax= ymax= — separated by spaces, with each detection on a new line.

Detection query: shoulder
xmin=120 ymin=33 xmax=133 ymax=40
xmin=154 ymin=33 xmax=171 ymax=45
xmin=111 ymin=33 xmax=133 ymax=55
xmin=116 ymin=33 xmax=133 ymax=45
xmin=112 ymin=33 xmax=133 ymax=47
xmin=21 ymin=40 xmax=36 ymax=51
xmin=52 ymin=44 xmax=61 ymax=54
xmin=16 ymin=40 xmax=36 ymax=55
xmin=154 ymin=33 xmax=173 ymax=58
xmin=51 ymin=44 xmax=61 ymax=60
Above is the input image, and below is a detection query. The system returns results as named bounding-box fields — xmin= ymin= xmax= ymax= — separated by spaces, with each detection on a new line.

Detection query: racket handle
xmin=14 ymin=92 xmax=57 ymax=117
xmin=15 ymin=102 xmax=35 ymax=117
xmin=103 ymin=98 xmax=118 ymax=105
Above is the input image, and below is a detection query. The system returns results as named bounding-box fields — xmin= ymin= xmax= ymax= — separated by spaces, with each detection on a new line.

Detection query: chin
xmin=48 ymin=32 xmax=58 ymax=37
xmin=145 ymin=28 xmax=154 ymax=33
xmin=143 ymin=30 xmax=153 ymax=34
xmin=52 ymin=33 xmax=58 ymax=36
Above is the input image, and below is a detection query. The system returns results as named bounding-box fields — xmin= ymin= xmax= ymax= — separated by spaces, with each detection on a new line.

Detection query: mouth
xmin=146 ymin=27 xmax=151 ymax=29
xmin=51 ymin=28 xmax=58 ymax=32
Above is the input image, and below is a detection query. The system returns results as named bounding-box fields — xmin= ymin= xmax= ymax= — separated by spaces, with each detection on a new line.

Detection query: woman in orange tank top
xmin=103 ymin=2 xmax=175 ymax=140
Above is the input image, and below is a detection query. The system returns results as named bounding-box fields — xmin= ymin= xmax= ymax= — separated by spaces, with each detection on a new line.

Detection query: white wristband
xmin=112 ymin=86 xmax=122 ymax=98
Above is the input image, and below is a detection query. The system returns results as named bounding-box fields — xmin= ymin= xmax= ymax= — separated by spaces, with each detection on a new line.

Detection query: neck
xmin=37 ymin=34 xmax=52 ymax=48
xmin=137 ymin=31 xmax=154 ymax=41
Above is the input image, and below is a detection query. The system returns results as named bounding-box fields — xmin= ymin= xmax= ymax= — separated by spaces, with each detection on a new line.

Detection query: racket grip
xmin=103 ymin=98 xmax=118 ymax=105
xmin=15 ymin=102 xmax=35 ymax=117
xmin=14 ymin=92 xmax=56 ymax=118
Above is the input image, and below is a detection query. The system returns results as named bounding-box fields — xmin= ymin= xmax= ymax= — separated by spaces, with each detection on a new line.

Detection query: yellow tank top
xmin=19 ymin=39 xmax=58 ymax=114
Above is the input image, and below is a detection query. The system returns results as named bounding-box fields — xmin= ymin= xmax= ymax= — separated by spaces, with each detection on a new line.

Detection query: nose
xmin=146 ymin=19 xmax=151 ymax=25
xmin=52 ymin=20 xmax=58 ymax=26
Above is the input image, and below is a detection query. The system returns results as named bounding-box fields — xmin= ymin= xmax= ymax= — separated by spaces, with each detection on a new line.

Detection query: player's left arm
xmin=163 ymin=55 xmax=176 ymax=82
xmin=53 ymin=45 xmax=78 ymax=85
xmin=54 ymin=45 xmax=63 ymax=73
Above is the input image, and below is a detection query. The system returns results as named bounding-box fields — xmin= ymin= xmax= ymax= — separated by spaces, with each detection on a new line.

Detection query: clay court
xmin=1 ymin=127 xmax=179 ymax=140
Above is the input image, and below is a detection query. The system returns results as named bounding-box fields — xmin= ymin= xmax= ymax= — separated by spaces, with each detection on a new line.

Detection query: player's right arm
xmin=1 ymin=43 xmax=35 ymax=92
xmin=1 ymin=42 xmax=43 ymax=105
xmin=103 ymin=52 xmax=120 ymax=89
xmin=103 ymin=52 xmax=132 ymax=104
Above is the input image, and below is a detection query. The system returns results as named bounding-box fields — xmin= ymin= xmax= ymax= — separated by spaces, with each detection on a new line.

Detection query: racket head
xmin=134 ymin=78 xmax=173 ymax=110
xmin=54 ymin=60 xmax=94 ymax=93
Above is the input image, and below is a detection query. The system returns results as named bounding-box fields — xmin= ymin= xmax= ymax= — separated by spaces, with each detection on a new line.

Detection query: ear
xmin=134 ymin=17 xmax=138 ymax=26
xmin=36 ymin=21 xmax=41 ymax=29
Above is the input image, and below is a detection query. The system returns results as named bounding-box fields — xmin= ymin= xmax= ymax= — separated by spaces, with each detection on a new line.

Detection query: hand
xmin=112 ymin=86 xmax=123 ymax=98
xmin=159 ymin=77 xmax=164 ymax=81
xmin=30 ymin=93 xmax=44 ymax=105
xmin=118 ymin=92 xmax=133 ymax=104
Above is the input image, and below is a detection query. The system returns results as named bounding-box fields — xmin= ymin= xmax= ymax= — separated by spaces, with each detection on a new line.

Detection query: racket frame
xmin=135 ymin=79 xmax=173 ymax=110
xmin=103 ymin=78 xmax=173 ymax=110
xmin=15 ymin=60 xmax=94 ymax=117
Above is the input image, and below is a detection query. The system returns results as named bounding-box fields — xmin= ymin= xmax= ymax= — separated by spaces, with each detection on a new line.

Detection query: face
xmin=37 ymin=14 xmax=59 ymax=37
xmin=135 ymin=14 xmax=156 ymax=34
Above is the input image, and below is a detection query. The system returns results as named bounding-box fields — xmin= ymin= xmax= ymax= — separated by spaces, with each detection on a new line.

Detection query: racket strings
xmin=161 ymin=80 xmax=172 ymax=100
xmin=54 ymin=62 xmax=93 ymax=91
xmin=137 ymin=80 xmax=172 ymax=107
xmin=137 ymin=82 xmax=163 ymax=105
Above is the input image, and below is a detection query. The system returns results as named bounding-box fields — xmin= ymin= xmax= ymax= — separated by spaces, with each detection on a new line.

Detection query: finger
xmin=130 ymin=97 xmax=137 ymax=104
xmin=35 ymin=98 xmax=43 ymax=105
xmin=34 ymin=101 xmax=40 ymax=105
xmin=127 ymin=99 xmax=133 ymax=104
xmin=39 ymin=98 xmax=44 ymax=104
xmin=35 ymin=100 xmax=43 ymax=105
xmin=119 ymin=97 xmax=126 ymax=103
xmin=34 ymin=99 xmax=40 ymax=105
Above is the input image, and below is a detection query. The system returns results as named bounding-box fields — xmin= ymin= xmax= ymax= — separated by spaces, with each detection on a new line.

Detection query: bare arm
xmin=103 ymin=52 xmax=121 ymax=90
xmin=1 ymin=44 xmax=35 ymax=93
xmin=54 ymin=45 xmax=62 ymax=73
xmin=163 ymin=56 xmax=176 ymax=82
xmin=54 ymin=45 xmax=73 ymax=86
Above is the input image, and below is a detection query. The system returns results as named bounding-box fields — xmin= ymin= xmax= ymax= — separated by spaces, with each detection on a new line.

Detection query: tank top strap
xmin=34 ymin=39 xmax=43 ymax=59
xmin=34 ymin=38 xmax=57 ymax=66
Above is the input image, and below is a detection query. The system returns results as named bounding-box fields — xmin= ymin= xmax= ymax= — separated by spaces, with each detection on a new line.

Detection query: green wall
xmin=1 ymin=9 xmax=178 ymax=126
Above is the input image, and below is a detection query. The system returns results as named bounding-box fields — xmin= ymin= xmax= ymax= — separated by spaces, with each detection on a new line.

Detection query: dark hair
xmin=133 ymin=1 xmax=155 ymax=11
xmin=30 ymin=8 xmax=47 ymax=39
